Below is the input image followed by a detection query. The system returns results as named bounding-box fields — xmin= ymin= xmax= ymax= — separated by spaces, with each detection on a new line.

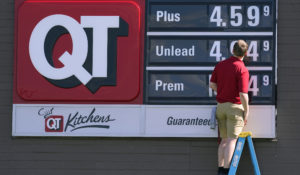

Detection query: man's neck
xmin=233 ymin=55 xmax=244 ymax=60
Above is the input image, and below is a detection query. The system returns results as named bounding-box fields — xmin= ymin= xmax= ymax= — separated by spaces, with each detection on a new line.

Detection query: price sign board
xmin=144 ymin=0 xmax=277 ymax=137
xmin=13 ymin=0 xmax=276 ymax=138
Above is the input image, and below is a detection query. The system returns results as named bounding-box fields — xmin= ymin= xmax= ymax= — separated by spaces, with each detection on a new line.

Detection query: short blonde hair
xmin=233 ymin=40 xmax=248 ymax=57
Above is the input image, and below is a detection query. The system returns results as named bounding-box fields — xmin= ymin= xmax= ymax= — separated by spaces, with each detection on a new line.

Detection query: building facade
xmin=0 ymin=0 xmax=299 ymax=174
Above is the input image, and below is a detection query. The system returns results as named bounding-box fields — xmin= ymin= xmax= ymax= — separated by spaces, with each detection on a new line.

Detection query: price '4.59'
xmin=210 ymin=5 xmax=271 ymax=27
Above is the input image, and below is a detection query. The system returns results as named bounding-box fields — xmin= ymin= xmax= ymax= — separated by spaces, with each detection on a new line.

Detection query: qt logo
xmin=45 ymin=116 xmax=64 ymax=132
xmin=29 ymin=14 xmax=128 ymax=93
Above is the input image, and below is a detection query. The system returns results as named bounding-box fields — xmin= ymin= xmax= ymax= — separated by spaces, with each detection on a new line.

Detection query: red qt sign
xmin=14 ymin=0 xmax=144 ymax=103
xmin=45 ymin=115 xmax=64 ymax=132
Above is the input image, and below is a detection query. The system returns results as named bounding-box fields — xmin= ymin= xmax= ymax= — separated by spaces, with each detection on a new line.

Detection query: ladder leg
xmin=228 ymin=137 xmax=246 ymax=175
xmin=247 ymin=136 xmax=261 ymax=175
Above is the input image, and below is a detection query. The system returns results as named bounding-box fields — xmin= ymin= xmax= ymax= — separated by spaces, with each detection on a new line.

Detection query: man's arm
xmin=239 ymin=92 xmax=249 ymax=125
xmin=209 ymin=82 xmax=217 ymax=92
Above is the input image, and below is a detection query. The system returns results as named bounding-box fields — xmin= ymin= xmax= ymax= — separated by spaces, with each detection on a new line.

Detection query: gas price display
xmin=144 ymin=0 xmax=277 ymax=105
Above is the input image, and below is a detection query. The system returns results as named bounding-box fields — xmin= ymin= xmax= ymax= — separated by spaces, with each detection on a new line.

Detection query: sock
xmin=218 ymin=167 xmax=224 ymax=173
xmin=223 ymin=168 xmax=229 ymax=174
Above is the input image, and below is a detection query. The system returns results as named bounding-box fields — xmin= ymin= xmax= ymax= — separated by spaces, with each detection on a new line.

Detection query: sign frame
xmin=13 ymin=0 xmax=277 ymax=138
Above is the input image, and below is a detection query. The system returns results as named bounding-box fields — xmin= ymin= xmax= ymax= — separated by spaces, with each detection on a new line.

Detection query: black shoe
xmin=223 ymin=168 xmax=229 ymax=175
xmin=218 ymin=167 xmax=225 ymax=175
xmin=218 ymin=167 xmax=230 ymax=175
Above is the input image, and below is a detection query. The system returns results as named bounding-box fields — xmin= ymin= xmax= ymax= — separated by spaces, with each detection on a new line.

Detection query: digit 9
xmin=263 ymin=40 xmax=270 ymax=51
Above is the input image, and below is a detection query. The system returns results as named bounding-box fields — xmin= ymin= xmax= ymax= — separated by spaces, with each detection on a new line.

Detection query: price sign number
xmin=210 ymin=41 xmax=226 ymax=61
xmin=210 ymin=5 xmax=271 ymax=27
xmin=248 ymin=74 xmax=270 ymax=96
xmin=230 ymin=40 xmax=271 ymax=62
xmin=230 ymin=40 xmax=259 ymax=61
xmin=230 ymin=6 xmax=243 ymax=27
xmin=210 ymin=6 xmax=226 ymax=27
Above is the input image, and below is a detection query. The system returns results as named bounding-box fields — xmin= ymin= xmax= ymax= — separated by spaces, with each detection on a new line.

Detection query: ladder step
xmin=228 ymin=137 xmax=246 ymax=175
xmin=247 ymin=136 xmax=261 ymax=175
xmin=228 ymin=132 xmax=261 ymax=175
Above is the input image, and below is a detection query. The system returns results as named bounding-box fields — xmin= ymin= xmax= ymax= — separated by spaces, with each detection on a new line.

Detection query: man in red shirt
xmin=210 ymin=40 xmax=249 ymax=175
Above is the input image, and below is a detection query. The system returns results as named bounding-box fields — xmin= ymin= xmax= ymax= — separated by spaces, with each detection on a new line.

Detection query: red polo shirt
xmin=210 ymin=56 xmax=249 ymax=104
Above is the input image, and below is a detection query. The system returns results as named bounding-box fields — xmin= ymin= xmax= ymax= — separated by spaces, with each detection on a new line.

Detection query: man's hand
xmin=243 ymin=110 xmax=249 ymax=126
xmin=239 ymin=92 xmax=249 ymax=126
xmin=209 ymin=82 xmax=217 ymax=92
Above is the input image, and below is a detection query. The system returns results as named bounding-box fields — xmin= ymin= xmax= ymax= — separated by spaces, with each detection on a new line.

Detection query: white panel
xmin=243 ymin=105 xmax=276 ymax=138
xmin=146 ymin=66 xmax=272 ymax=71
xmin=12 ymin=104 xmax=142 ymax=137
xmin=145 ymin=105 xmax=218 ymax=137
xmin=144 ymin=105 xmax=275 ymax=138
xmin=12 ymin=104 xmax=276 ymax=138
xmin=147 ymin=32 xmax=274 ymax=36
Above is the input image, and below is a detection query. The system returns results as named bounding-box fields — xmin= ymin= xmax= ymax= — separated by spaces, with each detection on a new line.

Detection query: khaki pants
xmin=216 ymin=102 xmax=245 ymax=138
